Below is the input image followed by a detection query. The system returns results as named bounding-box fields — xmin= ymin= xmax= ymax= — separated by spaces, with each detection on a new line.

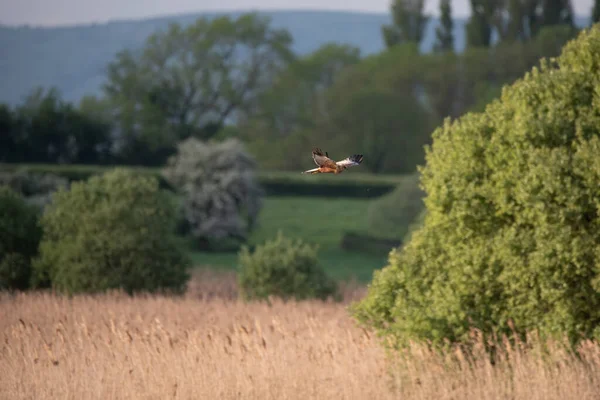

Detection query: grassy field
xmin=1 ymin=163 xmax=401 ymax=282
xmin=3 ymin=270 xmax=600 ymax=400
xmin=190 ymin=196 xmax=388 ymax=283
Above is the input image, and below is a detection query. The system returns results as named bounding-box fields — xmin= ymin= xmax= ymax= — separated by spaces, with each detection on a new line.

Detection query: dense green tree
xmin=540 ymin=0 xmax=574 ymax=27
xmin=14 ymin=87 xmax=70 ymax=163
xmin=0 ymin=104 xmax=16 ymax=162
xmin=486 ymin=0 xmax=574 ymax=44
xmin=241 ymin=43 xmax=361 ymax=170
xmin=0 ymin=186 xmax=42 ymax=291
xmin=321 ymin=87 xmax=432 ymax=173
xmin=352 ymin=26 xmax=600 ymax=349
xmin=382 ymin=0 xmax=429 ymax=48
xmin=243 ymin=25 xmax=574 ymax=174
xmin=103 ymin=13 xmax=294 ymax=165
xmin=245 ymin=43 xmax=360 ymax=138
xmin=466 ymin=0 xmax=496 ymax=47
xmin=592 ymin=0 xmax=600 ymax=24
xmin=521 ymin=0 xmax=575 ymax=39
xmin=33 ymin=168 xmax=190 ymax=294
xmin=433 ymin=0 xmax=454 ymax=52
xmin=8 ymin=87 xmax=112 ymax=164
xmin=500 ymin=0 xmax=527 ymax=42
xmin=421 ymin=51 xmax=462 ymax=119
xmin=312 ymin=45 xmax=434 ymax=173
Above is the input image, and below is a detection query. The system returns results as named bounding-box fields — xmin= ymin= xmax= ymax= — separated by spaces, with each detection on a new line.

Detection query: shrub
xmin=352 ymin=26 xmax=600 ymax=349
xmin=238 ymin=232 xmax=338 ymax=301
xmin=0 ymin=186 xmax=42 ymax=290
xmin=162 ymin=137 xmax=263 ymax=250
xmin=33 ymin=168 xmax=190 ymax=294
xmin=366 ymin=172 xmax=425 ymax=240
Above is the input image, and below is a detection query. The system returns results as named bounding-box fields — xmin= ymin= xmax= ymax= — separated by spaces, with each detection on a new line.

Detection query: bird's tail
xmin=301 ymin=167 xmax=320 ymax=174
xmin=349 ymin=154 xmax=364 ymax=164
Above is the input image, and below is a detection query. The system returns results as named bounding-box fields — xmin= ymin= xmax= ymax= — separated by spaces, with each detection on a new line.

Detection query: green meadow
xmin=189 ymin=196 xmax=389 ymax=282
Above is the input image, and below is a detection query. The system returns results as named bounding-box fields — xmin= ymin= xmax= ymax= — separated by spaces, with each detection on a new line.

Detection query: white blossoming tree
xmin=163 ymin=137 xmax=263 ymax=250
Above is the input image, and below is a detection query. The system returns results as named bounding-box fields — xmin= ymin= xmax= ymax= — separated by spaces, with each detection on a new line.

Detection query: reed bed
xmin=2 ymin=269 xmax=600 ymax=399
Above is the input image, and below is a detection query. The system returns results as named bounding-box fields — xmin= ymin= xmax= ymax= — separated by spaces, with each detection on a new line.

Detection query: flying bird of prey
xmin=301 ymin=148 xmax=364 ymax=174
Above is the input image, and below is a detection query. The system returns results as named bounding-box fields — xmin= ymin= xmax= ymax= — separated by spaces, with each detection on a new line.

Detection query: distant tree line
xmin=385 ymin=0 xmax=585 ymax=50
xmin=1 ymin=6 xmax=597 ymax=172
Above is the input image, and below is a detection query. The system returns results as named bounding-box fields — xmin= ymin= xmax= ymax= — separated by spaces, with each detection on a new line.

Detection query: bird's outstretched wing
xmin=312 ymin=148 xmax=337 ymax=169
xmin=336 ymin=154 xmax=364 ymax=168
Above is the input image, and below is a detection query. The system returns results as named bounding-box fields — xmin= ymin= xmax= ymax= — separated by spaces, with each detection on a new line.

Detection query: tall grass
xmin=2 ymin=270 xmax=600 ymax=399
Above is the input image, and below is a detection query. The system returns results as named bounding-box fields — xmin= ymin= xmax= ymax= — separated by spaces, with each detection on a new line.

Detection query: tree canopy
xmin=352 ymin=25 xmax=600 ymax=348
xmin=103 ymin=13 xmax=294 ymax=164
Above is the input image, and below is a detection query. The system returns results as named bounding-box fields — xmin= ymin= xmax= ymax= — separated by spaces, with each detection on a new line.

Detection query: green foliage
xmin=0 ymin=104 xmax=16 ymax=162
xmin=162 ymin=138 xmax=263 ymax=250
xmin=2 ymin=13 xmax=580 ymax=176
xmin=366 ymin=172 xmax=425 ymax=240
xmin=242 ymin=43 xmax=361 ymax=171
xmin=248 ymin=42 xmax=360 ymax=137
xmin=594 ymin=1 xmax=600 ymax=24
xmin=320 ymin=86 xmax=433 ymax=173
xmin=104 ymin=13 xmax=294 ymax=165
xmin=33 ymin=168 xmax=190 ymax=294
xmin=0 ymin=87 xmax=113 ymax=164
xmin=242 ymin=44 xmax=360 ymax=173
xmin=314 ymin=45 xmax=434 ymax=173
xmin=501 ymin=0 xmax=527 ymax=42
xmin=248 ymin=27 xmax=575 ymax=174
xmin=0 ymin=186 xmax=42 ymax=291
xmin=352 ymin=25 xmax=600 ymax=349
xmin=382 ymin=0 xmax=429 ymax=47
xmin=539 ymin=0 xmax=574 ymax=28
xmin=238 ymin=232 xmax=338 ymax=301
xmin=466 ymin=0 xmax=493 ymax=47
xmin=491 ymin=0 xmax=574 ymax=43
xmin=433 ymin=0 xmax=454 ymax=52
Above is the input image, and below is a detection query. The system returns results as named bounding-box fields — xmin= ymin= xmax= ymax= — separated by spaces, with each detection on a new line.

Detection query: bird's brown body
xmin=310 ymin=165 xmax=345 ymax=174
xmin=301 ymin=148 xmax=364 ymax=175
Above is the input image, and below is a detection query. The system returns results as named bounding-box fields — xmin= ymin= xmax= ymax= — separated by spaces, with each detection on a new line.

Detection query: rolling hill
xmin=0 ymin=10 xmax=590 ymax=106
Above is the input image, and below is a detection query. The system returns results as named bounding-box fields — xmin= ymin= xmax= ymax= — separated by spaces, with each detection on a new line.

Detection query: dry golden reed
xmin=2 ymin=269 xmax=600 ymax=399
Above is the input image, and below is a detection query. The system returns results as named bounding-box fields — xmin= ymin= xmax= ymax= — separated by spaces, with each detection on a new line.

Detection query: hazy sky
xmin=0 ymin=0 xmax=594 ymax=27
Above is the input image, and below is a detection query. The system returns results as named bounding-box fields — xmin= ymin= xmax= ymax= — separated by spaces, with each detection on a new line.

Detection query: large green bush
xmin=238 ymin=232 xmax=338 ymax=301
xmin=0 ymin=186 xmax=42 ymax=290
xmin=33 ymin=168 xmax=190 ymax=294
xmin=352 ymin=25 xmax=600 ymax=348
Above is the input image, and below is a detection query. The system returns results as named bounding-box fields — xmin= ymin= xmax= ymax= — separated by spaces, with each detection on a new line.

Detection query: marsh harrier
xmin=301 ymin=148 xmax=364 ymax=174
